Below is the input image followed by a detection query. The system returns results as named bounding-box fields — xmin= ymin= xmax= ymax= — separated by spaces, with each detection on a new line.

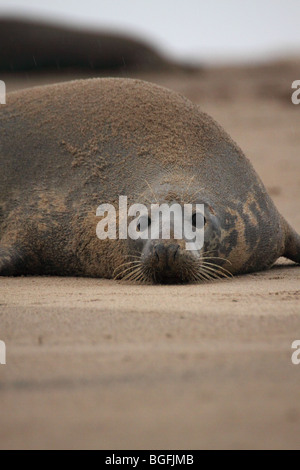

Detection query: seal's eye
xmin=192 ymin=212 xmax=206 ymax=229
xmin=137 ymin=216 xmax=151 ymax=232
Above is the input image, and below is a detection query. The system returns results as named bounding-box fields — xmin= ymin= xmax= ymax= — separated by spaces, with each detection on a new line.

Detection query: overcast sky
xmin=0 ymin=0 xmax=300 ymax=63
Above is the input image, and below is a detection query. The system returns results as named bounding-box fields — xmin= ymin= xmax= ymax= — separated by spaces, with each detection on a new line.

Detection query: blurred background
xmin=0 ymin=0 xmax=299 ymax=102
xmin=1 ymin=0 xmax=300 ymax=64
xmin=0 ymin=0 xmax=299 ymax=98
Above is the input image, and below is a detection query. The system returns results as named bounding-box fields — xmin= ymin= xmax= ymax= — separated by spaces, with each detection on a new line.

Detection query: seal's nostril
xmin=168 ymin=244 xmax=180 ymax=261
xmin=154 ymin=244 xmax=166 ymax=262
xmin=173 ymin=244 xmax=180 ymax=260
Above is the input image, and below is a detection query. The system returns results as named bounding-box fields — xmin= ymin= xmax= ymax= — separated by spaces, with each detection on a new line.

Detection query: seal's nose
xmin=154 ymin=243 xmax=179 ymax=270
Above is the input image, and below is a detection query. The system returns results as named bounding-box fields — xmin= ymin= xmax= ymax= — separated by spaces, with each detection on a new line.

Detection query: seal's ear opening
xmin=283 ymin=223 xmax=300 ymax=264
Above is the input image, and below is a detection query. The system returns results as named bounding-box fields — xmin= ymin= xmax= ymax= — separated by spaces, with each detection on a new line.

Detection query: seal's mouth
xmin=150 ymin=273 xmax=190 ymax=285
xmin=113 ymin=246 xmax=233 ymax=284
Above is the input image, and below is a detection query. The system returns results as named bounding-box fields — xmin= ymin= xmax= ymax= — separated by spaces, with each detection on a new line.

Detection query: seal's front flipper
xmin=283 ymin=224 xmax=300 ymax=264
xmin=0 ymin=245 xmax=25 ymax=275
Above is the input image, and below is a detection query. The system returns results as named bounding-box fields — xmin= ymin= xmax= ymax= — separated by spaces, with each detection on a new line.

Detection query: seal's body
xmin=0 ymin=79 xmax=299 ymax=282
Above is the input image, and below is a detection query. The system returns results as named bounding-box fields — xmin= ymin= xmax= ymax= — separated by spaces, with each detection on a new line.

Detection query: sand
xmin=0 ymin=61 xmax=300 ymax=449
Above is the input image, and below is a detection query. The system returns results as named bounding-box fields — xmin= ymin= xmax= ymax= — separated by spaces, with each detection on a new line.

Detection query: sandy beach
xmin=1 ymin=61 xmax=300 ymax=449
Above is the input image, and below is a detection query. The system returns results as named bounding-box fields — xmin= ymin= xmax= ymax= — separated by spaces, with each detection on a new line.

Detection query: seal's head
xmin=114 ymin=180 xmax=232 ymax=284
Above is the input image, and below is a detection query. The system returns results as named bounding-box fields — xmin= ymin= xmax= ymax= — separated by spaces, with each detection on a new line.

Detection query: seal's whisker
xmin=144 ymin=179 xmax=159 ymax=204
xmin=201 ymin=261 xmax=229 ymax=275
xmin=143 ymin=197 xmax=154 ymax=206
xmin=128 ymin=268 xmax=148 ymax=284
xmin=201 ymin=260 xmax=233 ymax=276
xmin=200 ymin=269 xmax=215 ymax=281
xmin=121 ymin=267 xmax=143 ymax=281
xmin=124 ymin=250 xmax=143 ymax=258
xmin=136 ymin=271 xmax=148 ymax=284
xmin=200 ymin=269 xmax=220 ymax=281
xmin=182 ymin=263 xmax=202 ymax=283
xmin=131 ymin=270 xmax=146 ymax=283
xmin=141 ymin=268 xmax=152 ymax=284
xmin=113 ymin=266 xmax=140 ymax=279
xmin=203 ymin=266 xmax=233 ymax=279
xmin=181 ymin=175 xmax=196 ymax=203
xmin=202 ymin=267 xmax=231 ymax=280
xmin=201 ymin=261 xmax=233 ymax=277
xmin=191 ymin=269 xmax=207 ymax=282
xmin=115 ymin=260 xmax=141 ymax=269
xmin=114 ymin=263 xmax=142 ymax=280
xmin=119 ymin=264 xmax=142 ymax=276
xmin=184 ymin=187 xmax=205 ymax=204
xmin=193 ymin=271 xmax=210 ymax=282
xmin=200 ymin=264 xmax=229 ymax=280
xmin=203 ymin=263 xmax=229 ymax=279
xmin=201 ymin=253 xmax=232 ymax=265
xmin=113 ymin=260 xmax=141 ymax=277
xmin=192 ymin=266 xmax=212 ymax=281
